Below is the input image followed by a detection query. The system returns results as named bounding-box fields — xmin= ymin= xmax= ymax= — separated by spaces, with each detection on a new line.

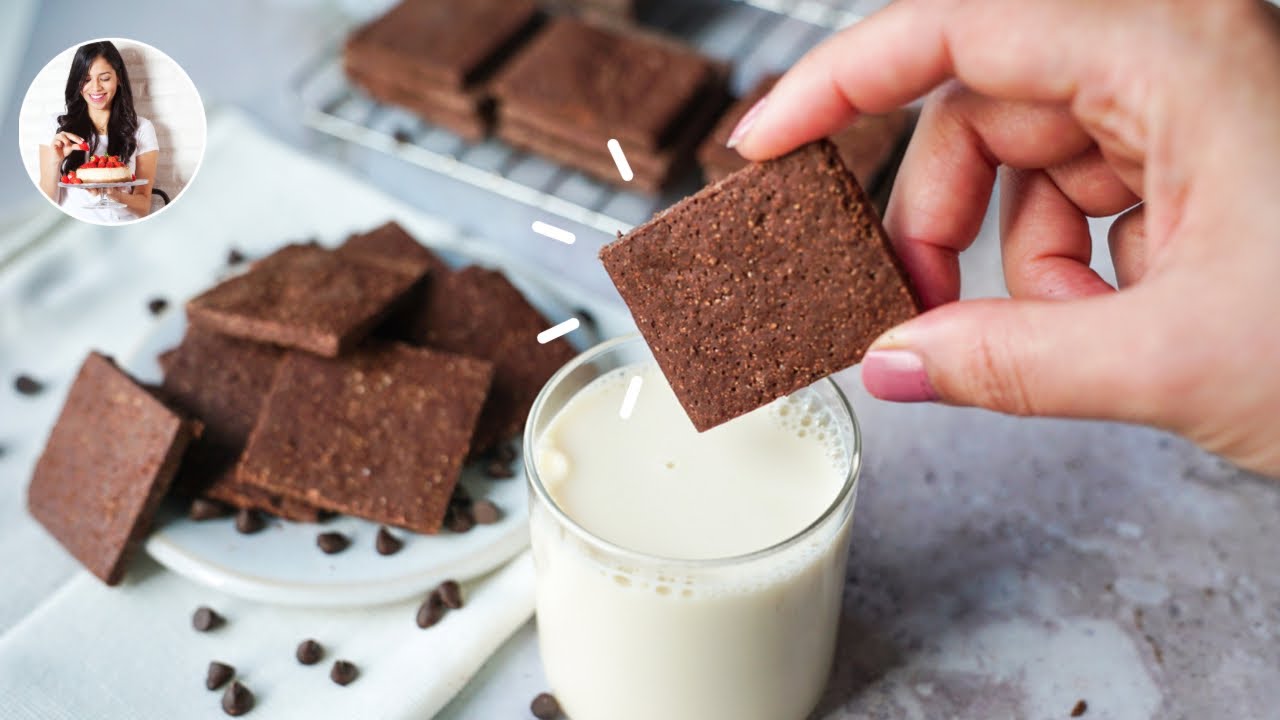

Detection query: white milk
xmin=530 ymin=362 xmax=857 ymax=720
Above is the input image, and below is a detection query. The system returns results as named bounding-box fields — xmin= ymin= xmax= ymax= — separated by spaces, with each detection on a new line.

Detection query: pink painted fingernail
xmin=726 ymin=96 xmax=767 ymax=149
xmin=861 ymin=350 xmax=939 ymax=402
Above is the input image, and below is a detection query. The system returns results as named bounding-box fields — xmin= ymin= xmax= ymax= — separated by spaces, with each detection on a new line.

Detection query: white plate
xmin=125 ymin=242 xmax=635 ymax=607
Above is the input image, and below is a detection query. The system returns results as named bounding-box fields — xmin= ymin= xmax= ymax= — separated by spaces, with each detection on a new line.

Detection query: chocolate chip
xmin=495 ymin=444 xmax=517 ymax=464
xmin=147 ymin=297 xmax=169 ymax=316
xmin=316 ymin=531 xmax=350 ymax=554
xmin=1071 ymin=700 xmax=1088 ymax=717
xmin=296 ymin=638 xmax=323 ymax=665
xmin=444 ymin=504 xmax=475 ymax=533
xmin=375 ymin=526 xmax=403 ymax=556
xmin=330 ymin=660 xmax=358 ymax=686
xmin=416 ymin=592 xmax=446 ymax=628
xmin=531 ymin=692 xmax=561 ymax=719
xmin=472 ymin=499 xmax=501 ymax=525
xmin=436 ymin=580 xmax=463 ymax=609
xmin=14 ymin=375 xmax=44 ymax=396
xmin=235 ymin=508 xmax=265 ymax=534
xmin=484 ymin=460 xmax=514 ymax=479
xmin=192 ymin=606 xmax=225 ymax=632
xmin=392 ymin=128 xmax=413 ymax=144
xmin=206 ymin=661 xmax=234 ymax=690
xmin=221 ymin=680 xmax=254 ymax=716
xmin=189 ymin=498 xmax=231 ymax=521
xmin=227 ymin=248 xmax=246 ymax=266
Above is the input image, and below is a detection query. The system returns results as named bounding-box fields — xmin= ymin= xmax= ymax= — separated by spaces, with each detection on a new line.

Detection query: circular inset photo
xmin=17 ymin=38 xmax=206 ymax=226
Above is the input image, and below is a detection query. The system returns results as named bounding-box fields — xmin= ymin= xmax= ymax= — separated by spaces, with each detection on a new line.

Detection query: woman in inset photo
xmin=36 ymin=40 xmax=158 ymax=225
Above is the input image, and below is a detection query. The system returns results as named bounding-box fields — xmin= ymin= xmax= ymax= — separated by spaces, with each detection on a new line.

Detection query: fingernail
xmin=726 ymin=95 xmax=767 ymax=149
xmin=861 ymin=350 xmax=939 ymax=403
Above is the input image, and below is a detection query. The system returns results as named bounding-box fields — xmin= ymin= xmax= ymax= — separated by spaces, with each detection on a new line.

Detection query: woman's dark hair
xmin=56 ymin=41 xmax=138 ymax=174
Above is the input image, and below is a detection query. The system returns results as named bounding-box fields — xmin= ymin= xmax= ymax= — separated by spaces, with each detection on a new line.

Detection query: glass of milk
xmin=525 ymin=335 xmax=861 ymax=720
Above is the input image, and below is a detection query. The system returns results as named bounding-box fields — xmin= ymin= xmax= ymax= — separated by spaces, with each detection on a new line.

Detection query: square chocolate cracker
xmin=336 ymin=221 xmax=449 ymax=278
xmin=344 ymin=0 xmax=542 ymax=139
xmin=336 ymin=222 xmax=450 ymax=342
xmin=491 ymin=17 xmax=727 ymax=190
xmin=159 ymin=326 xmax=321 ymax=522
xmin=600 ymin=140 xmax=922 ymax=432
xmin=404 ymin=266 xmax=578 ymax=453
xmin=186 ymin=244 xmax=424 ymax=357
xmin=236 ymin=344 xmax=493 ymax=534
xmin=28 ymin=352 xmax=201 ymax=585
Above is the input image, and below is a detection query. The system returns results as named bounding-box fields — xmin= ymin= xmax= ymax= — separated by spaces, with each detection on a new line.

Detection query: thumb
xmin=860 ymin=294 xmax=1164 ymax=424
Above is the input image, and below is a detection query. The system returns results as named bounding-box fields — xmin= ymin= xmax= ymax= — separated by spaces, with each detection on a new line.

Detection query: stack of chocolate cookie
xmin=344 ymin=0 xmax=543 ymax=141
xmin=28 ymin=222 xmax=577 ymax=584
xmin=491 ymin=16 xmax=729 ymax=192
xmin=697 ymin=74 xmax=914 ymax=210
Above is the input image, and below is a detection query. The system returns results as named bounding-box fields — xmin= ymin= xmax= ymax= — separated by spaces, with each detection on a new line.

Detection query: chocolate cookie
xmin=186 ymin=244 xmax=423 ymax=357
xmin=28 ymin=352 xmax=201 ymax=584
xmin=600 ymin=140 xmax=922 ymax=431
xmin=235 ymin=343 xmax=493 ymax=533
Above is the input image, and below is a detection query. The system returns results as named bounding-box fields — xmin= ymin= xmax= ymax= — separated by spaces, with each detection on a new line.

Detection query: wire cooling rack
xmin=292 ymin=0 xmax=889 ymax=236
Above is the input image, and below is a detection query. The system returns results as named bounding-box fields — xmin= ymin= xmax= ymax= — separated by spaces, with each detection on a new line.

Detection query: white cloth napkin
xmin=0 ymin=553 xmax=533 ymax=719
xmin=0 ymin=109 xmax=543 ymax=718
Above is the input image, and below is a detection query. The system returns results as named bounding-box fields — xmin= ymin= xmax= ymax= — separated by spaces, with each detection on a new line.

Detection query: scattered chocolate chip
xmin=0 ymin=444 xmax=6 ymax=459
xmin=444 ymin=504 xmax=475 ymax=533
xmin=330 ymin=660 xmax=358 ymax=686
xmin=392 ymin=127 xmax=413 ymax=144
xmin=221 ymin=680 xmax=254 ymax=716
xmin=495 ymin=444 xmax=517 ymax=464
xmin=531 ymin=692 xmax=561 ymax=719
xmin=484 ymin=460 xmax=514 ymax=479
xmin=296 ymin=638 xmax=323 ymax=665
xmin=317 ymin=531 xmax=350 ymax=554
xmin=235 ymin=508 xmax=265 ymax=534
xmin=1071 ymin=700 xmax=1088 ymax=717
xmin=375 ymin=526 xmax=403 ymax=556
xmin=189 ymin=498 xmax=231 ymax=521
xmin=416 ymin=592 xmax=446 ymax=629
xmin=193 ymin=606 xmax=224 ymax=632
xmin=472 ymin=499 xmax=501 ymax=525
xmin=206 ymin=661 xmax=234 ymax=690
xmin=147 ymin=297 xmax=169 ymax=316
xmin=316 ymin=509 xmax=339 ymax=522
xmin=227 ymin=248 xmax=246 ymax=266
xmin=437 ymin=580 xmax=463 ymax=609
xmin=14 ymin=374 xmax=44 ymax=396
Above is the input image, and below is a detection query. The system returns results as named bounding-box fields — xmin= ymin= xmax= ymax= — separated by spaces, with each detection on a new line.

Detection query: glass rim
xmin=523 ymin=333 xmax=863 ymax=569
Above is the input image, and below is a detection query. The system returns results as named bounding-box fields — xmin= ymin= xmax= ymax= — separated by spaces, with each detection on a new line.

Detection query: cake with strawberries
xmin=71 ymin=155 xmax=133 ymax=184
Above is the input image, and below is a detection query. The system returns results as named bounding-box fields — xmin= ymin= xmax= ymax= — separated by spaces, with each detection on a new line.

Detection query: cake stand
xmin=58 ymin=178 xmax=150 ymax=210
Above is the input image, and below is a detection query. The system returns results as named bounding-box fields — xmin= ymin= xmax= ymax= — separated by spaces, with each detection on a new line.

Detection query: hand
xmin=50 ymin=131 xmax=86 ymax=160
xmin=731 ymin=0 xmax=1280 ymax=476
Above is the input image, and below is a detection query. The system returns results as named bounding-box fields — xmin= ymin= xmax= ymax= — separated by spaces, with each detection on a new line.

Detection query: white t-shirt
xmin=47 ymin=115 xmax=159 ymax=224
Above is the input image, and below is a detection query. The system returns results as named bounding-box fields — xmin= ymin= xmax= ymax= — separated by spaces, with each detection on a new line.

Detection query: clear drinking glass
xmin=524 ymin=335 xmax=862 ymax=720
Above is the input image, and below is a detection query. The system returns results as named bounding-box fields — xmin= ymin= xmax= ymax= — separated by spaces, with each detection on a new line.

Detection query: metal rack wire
xmin=293 ymin=0 xmax=888 ymax=237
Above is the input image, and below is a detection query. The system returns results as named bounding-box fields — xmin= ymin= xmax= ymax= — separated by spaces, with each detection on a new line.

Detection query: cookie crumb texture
xmin=601 ymin=140 xmax=921 ymax=431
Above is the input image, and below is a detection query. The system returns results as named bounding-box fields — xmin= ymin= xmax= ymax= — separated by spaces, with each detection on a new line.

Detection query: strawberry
xmin=78 ymin=141 xmax=89 ymax=152
xmin=130 ymin=173 xmax=136 ymax=181
xmin=70 ymin=177 xmax=82 ymax=185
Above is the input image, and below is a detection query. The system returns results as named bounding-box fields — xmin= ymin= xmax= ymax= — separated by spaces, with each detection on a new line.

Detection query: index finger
xmin=734 ymin=0 xmax=1130 ymax=160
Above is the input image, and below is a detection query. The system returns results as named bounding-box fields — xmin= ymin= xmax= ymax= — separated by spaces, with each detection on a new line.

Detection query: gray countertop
xmin=2 ymin=2 xmax=1276 ymax=719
